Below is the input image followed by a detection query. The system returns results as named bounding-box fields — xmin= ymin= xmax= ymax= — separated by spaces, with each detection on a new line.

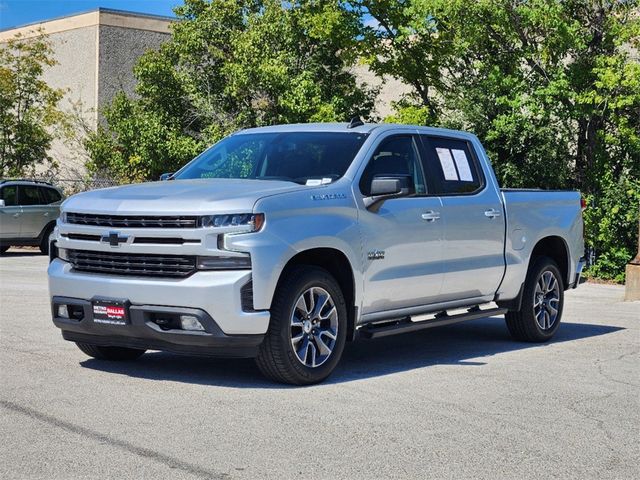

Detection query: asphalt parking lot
xmin=1 ymin=249 xmax=638 ymax=479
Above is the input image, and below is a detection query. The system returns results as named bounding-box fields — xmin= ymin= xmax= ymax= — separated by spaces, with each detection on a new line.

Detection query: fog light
xmin=57 ymin=304 xmax=69 ymax=319
xmin=180 ymin=315 xmax=205 ymax=331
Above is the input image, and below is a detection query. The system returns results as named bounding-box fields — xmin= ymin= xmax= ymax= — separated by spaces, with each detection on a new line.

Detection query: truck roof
xmin=236 ymin=122 xmax=478 ymax=141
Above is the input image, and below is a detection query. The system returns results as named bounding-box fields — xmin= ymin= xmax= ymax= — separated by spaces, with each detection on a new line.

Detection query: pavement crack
xmin=0 ymin=399 xmax=230 ymax=480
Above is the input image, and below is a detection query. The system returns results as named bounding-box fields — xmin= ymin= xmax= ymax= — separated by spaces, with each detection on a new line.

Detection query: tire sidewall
xmin=522 ymin=257 xmax=565 ymax=340
xmin=274 ymin=267 xmax=348 ymax=383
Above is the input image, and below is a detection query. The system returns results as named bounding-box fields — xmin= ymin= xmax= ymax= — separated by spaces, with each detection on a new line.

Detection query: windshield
xmin=174 ymin=131 xmax=368 ymax=184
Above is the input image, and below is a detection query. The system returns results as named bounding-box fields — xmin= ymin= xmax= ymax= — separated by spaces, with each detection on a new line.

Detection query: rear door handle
xmin=12 ymin=213 xmax=20 ymax=218
xmin=44 ymin=212 xmax=50 ymax=217
xmin=421 ymin=211 xmax=441 ymax=222
xmin=484 ymin=208 xmax=501 ymax=219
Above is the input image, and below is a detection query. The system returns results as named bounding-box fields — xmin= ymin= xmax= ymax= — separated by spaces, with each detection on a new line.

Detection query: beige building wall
xmin=0 ymin=9 xmax=172 ymax=178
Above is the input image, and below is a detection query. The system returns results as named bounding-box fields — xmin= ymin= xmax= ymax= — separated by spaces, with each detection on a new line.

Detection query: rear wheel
xmin=76 ymin=343 xmax=146 ymax=361
xmin=256 ymin=266 xmax=347 ymax=385
xmin=505 ymin=256 xmax=564 ymax=342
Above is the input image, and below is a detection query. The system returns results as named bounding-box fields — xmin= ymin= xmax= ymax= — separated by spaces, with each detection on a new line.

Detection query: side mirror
xmin=159 ymin=172 xmax=174 ymax=181
xmin=364 ymin=175 xmax=414 ymax=210
xmin=0 ymin=199 xmax=5 ymax=207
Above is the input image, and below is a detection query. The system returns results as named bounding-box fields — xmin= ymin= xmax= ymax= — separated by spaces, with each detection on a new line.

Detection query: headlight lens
xmin=197 ymin=255 xmax=251 ymax=270
xmin=199 ymin=213 xmax=264 ymax=231
xmin=57 ymin=247 xmax=69 ymax=262
xmin=60 ymin=211 xmax=67 ymax=223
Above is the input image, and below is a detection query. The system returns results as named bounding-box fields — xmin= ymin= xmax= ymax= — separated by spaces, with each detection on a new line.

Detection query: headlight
xmin=199 ymin=213 xmax=264 ymax=231
xmin=197 ymin=255 xmax=251 ymax=270
xmin=60 ymin=211 xmax=67 ymax=223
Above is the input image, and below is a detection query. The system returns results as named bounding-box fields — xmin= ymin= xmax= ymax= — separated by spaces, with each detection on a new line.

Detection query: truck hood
xmin=62 ymin=178 xmax=307 ymax=215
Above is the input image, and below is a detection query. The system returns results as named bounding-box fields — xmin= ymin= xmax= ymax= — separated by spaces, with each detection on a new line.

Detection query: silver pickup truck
xmin=48 ymin=122 xmax=585 ymax=384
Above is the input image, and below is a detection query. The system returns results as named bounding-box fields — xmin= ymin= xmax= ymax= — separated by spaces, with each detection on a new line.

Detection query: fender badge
xmin=367 ymin=250 xmax=385 ymax=260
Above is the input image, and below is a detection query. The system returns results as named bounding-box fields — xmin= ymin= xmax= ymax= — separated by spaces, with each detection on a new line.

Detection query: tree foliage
xmin=354 ymin=0 xmax=640 ymax=281
xmin=0 ymin=32 xmax=64 ymax=177
xmin=87 ymin=0 xmax=375 ymax=182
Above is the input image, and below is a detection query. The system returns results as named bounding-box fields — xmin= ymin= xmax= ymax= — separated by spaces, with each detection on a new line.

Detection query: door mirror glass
xmin=159 ymin=172 xmax=174 ymax=181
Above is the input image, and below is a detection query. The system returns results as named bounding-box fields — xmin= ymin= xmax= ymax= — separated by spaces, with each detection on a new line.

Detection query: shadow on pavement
xmin=79 ymin=317 xmax=623 ymax=388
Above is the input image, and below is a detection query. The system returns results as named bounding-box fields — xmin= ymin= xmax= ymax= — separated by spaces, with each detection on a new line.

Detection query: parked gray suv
xmin=0 ymin=179 xmax=63 ymax=255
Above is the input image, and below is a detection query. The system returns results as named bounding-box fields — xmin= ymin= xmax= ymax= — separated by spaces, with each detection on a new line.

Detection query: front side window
xmin=0 ymin=186 xmax=18 ymax=206
xmin=359 ymin=136 xmax=426 ymax=196
xmin=174 ymin=132 xmax=368 ymax=184
xmin=18 ymin=185 xmax=42 ymax=206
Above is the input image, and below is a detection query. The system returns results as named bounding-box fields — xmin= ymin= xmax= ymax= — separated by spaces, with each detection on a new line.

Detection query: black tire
xmin=505 ymin=256 xmax=564 ymax=342
xmin=0 ymin=246 xmax=9 ymax=255
xmin=255 ymin=266 xmax=348 ymax=385
xmin=76 ymin=343 xmax=146 ymax=361
xmin=39 ymin=224 xmax=54 ymax=255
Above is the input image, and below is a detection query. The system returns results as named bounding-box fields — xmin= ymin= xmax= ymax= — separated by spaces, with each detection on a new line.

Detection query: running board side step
xmin=357 ymin=306 xmax=508 ymax=339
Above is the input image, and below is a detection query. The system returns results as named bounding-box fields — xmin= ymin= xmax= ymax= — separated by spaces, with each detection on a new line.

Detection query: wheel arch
xmin=530 ymin=235 xmax=570 ymax=289
xmin=276 ymin=248 xmax=358 ymax=341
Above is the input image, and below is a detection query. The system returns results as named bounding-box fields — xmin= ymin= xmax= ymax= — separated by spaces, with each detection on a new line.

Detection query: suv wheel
xmin=505 ymin=256 xmax=564 ymax=342
xmin=256 ymin=266 xmax=347 ymax=385
xmin=39 ymin=224 xmax=55 ymax=255
xmin=76 ymin=343 xmax=146 ymax=361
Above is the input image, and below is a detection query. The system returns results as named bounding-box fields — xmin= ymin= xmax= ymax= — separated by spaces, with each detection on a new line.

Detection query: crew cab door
xmin=358 ymin=134 xmax=444 ymax=314
xmin=418 ymin=135 xmax=505 ymax=301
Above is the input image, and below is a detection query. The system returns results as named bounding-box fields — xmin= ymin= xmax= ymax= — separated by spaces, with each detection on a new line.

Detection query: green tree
xmin=355 ymin=0 xmax=640 ymax=281
xmin=87 ymin=0 xmax=375 ymax=182
xmin=0 ymin=32 xmax=64 ymax=177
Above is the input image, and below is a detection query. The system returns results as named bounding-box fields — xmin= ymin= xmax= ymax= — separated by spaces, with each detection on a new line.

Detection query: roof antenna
xmin=347 ymin=116 xmax=364 ymax=129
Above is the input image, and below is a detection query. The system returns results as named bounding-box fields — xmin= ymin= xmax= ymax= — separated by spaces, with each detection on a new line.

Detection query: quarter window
xmin=359 ymin=136 xmax=426 ymax=196
xmin=41 ymin=187 xmax=62 ymax=204
xmin=420 ymin=136 xmax=483 ymax=195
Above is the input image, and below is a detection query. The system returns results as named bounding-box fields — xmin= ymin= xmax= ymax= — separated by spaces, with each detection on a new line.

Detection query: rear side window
xmin=419 ymin=136 xmax=483 ymax=195
xmin=1 ymin=186 xmax=18 ymax=206
xmin=18 ymin=185 xmax=42 ymax=206
xmin=41 ymin=187 xmax=62 ymax=204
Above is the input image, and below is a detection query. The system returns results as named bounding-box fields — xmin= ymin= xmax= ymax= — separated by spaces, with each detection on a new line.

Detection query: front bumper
xmin=48 ymin=259 xmax=270 ymax=356
xmin=52 ymin=297 xmax=263 ymax=358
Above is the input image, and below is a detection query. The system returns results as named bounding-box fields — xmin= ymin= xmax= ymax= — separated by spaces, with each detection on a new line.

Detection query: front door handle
xmin=484 ymin=208 xmax=501 ymax=219
xmin=12 ymin=213 xmax=20 ymax=218
xmin=421 ymin=211 xmax=441 ymax=222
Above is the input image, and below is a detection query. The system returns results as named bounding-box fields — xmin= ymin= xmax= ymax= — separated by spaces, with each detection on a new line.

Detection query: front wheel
xmin=505 ymin=256 xmax=564 ymax=342
xmin=256 ymin=266 xmax=347 ymax=385
xmin=76 ymin=343 xmax=146 ymax=361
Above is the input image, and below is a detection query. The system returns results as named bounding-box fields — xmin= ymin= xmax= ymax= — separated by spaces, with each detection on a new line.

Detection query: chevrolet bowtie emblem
xmin=101 ymin=231 xmax=129 ymax=247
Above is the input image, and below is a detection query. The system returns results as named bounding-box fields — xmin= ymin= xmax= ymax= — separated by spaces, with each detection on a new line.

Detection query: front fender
xmin=226 ymin=187 xmax=363 ymax=311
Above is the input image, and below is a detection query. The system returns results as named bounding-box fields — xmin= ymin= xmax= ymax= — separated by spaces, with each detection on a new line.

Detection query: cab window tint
xmin=419 ymin=136 xmax=483 ymax=195
xmin=359 ymin=136 xmax=426 ymax=196
xmin=1 ymin=186 xmax=18 ymax=206
xmin=19 ymin=185 xmax=42 ymax=206
xmin=41 ymin=187 xmax=61 ymax=204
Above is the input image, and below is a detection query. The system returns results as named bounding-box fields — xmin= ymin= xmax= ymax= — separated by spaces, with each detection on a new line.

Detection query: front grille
xmin=67 ymin=249 xmax=197 ymax=278
xmin=66 ymin=212 xmax=198 ymax=229
xmin=61 ymin=233 xmax=200 ymax=245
